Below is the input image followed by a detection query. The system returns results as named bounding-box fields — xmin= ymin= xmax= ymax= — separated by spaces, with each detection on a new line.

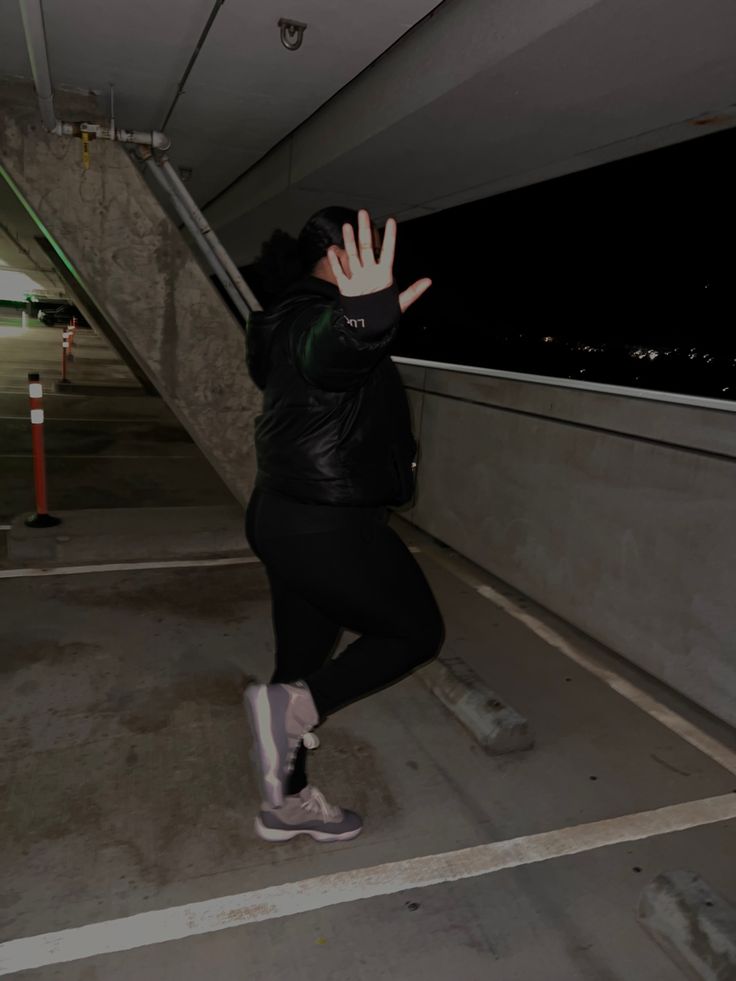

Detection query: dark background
xmin=390 ymin=125 xmax=733 ymax=399
xmin=238 ymin=125 xmax=733 ymax=400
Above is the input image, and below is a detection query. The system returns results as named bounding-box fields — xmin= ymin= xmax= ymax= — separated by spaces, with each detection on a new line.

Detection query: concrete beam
xmin=204 ymin=0 xmax=600 ymax=230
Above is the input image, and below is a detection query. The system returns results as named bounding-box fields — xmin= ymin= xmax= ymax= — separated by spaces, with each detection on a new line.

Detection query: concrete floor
xmin=1 ymin=319 xmax=735 ymax=980
xmin=0 ymin=321 xmax=235 ymax=521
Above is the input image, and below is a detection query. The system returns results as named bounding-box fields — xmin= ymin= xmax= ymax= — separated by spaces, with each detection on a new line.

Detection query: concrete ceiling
xmin=1 ymin=0 xmax=735 ymax=270
xmin=209 ymin=0 xmax=736 ymax=262
xmin=0 ymin=0 xmax=439 ymax=204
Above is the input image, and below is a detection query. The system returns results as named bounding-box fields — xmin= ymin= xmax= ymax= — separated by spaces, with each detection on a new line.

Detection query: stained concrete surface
xmin=2 ymin=556 xmax=736 ymax=979
xmin=6 ymin=505 xmax=249 ymax=566
xmin=9 ymin=827 xmax=736 ymax=981
xmin=0 ymin=319 xmax=140 ymax=393
xmin=0 ymin=323 xmax=236 ymax=522
xmin=2 ymin=303 xmax=736 ymax=980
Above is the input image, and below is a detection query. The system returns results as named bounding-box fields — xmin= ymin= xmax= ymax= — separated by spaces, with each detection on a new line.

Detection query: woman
xmin=244 ymin=207 xmax=444 ymax=843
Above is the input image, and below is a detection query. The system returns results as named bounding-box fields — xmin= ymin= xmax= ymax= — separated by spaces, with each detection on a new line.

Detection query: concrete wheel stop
xmin=638 ymin=869 xmax=736 ymax=980
xmin=418 ymin=650 xmax=533 ymax=754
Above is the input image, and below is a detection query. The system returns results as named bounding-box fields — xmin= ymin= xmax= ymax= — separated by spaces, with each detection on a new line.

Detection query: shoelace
xmin=285 ymin=730 xmax=320 ymax=776
xmin=300 ymin=786 xmax=341 ymax=822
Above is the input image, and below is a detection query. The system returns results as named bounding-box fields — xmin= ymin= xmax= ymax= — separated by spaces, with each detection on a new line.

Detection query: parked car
xmin=36 ymin=303 xmax=89 ymax=327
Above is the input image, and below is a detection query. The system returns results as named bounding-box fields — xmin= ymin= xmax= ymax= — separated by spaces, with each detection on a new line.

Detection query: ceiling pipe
xmin=139 ymin=149 xmax=255 ymax=322
xmin=19 ymin=0 xmax=170 ymax=148
xmin=19 ymin=0 xmax=260 ymax=320
xmin=160 ymin=0 xmax=226 ymax=132
xmin=18 ymin=0 xmax=57 ymax=132
xmin=157 ymin=157 xmax=262 ymax=314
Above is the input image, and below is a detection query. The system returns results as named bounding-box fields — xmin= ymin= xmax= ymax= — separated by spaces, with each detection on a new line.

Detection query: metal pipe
xmin=19 ymin=0 xmax=170 ymax=148
xmin=160 ymin=0 xmax=226 ymax=131
xmin=114 ymin=126 xmax=170 ymax=149
xmin=19 ymin=0 xmax=59 ymax=132
xmin=19 ymin=0 xmax=258 ymax=321
xmin=142 ymin=152 xmax=252 ymax=323
xmin=159 ymin=158 xmax=262 ymax=313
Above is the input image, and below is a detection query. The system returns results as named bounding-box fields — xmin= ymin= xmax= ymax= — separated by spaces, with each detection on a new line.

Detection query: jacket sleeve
xmin=245 ymin=311 xmax=271 ymax=391
xmin=290 ymin=284 xmax=401 ymax=391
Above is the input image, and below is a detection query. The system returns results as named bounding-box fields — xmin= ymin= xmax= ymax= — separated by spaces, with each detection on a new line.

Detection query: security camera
xmin=278 ymin=18 xmax=307 ymax=51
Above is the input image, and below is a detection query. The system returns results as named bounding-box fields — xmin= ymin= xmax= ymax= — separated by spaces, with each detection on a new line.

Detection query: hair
xmin=297 ymin=206 xmax=359 ymax=271
xmin=250 ymin=206 xmax=359 ymax=305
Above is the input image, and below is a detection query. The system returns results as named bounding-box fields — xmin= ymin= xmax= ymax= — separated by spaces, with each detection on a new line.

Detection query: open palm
xmin=327 ymin=209 xmax=432 ymax=314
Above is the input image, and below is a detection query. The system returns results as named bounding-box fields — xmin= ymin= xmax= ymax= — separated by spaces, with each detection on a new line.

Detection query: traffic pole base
xmin=24 ymin=513 xmax=62 ymax=528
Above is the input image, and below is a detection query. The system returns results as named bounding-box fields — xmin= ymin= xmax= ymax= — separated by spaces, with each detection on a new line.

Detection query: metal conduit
xmin=141 ymin=153 xmax=253 ymax=323
xmin=19 ymin=0 xmax=261 ymax=323
xmin=158 ymin=159 xmax=262 ymax=314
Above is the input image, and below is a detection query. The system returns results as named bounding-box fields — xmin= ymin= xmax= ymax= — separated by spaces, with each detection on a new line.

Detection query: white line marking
xmin=1 ymin=793 xmax=734 ymax=975
xmin=0 ymin=525 xmax=11 ymax=531
xmin=0 ymin=416 xmax=169 ymax=423
xmin=0 ymin=548 xmax=417 ymax=577
xmin=0 ymin=454 xmax=195 ymax=460
xmin=0 ymin=556 xmax=260 ymax=579
xmin=422 ymin=545 xmax=736 ymax=777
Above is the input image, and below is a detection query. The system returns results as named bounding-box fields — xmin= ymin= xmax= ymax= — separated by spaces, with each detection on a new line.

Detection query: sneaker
xmin=244 ymin=681 xmax=319 ymax=808
xmin=255 ymin=785 xmax=363 ymax=843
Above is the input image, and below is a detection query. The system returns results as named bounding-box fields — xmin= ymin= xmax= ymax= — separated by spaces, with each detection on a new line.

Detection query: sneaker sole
xmin=244 ymin=685 xmax=287 ymax=809
xmin=254 ymin=816 xmax=363 ymax=843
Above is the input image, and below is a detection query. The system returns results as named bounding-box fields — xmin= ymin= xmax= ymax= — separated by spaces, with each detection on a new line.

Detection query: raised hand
xmin=326 ymin=209 xmax=432 ymax=314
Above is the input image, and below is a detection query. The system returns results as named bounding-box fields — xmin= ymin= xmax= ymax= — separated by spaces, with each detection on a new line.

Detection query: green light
xmin=0 ymin=162 xmax=84 ymax=286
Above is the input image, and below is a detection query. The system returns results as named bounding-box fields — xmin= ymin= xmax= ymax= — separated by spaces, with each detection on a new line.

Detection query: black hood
xmin=246 ymin=276 xmax=339 ymax=390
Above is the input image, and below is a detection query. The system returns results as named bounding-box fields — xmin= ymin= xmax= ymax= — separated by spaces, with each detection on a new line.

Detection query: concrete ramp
xmin=0 ymin=80 xmax=259 ymax=505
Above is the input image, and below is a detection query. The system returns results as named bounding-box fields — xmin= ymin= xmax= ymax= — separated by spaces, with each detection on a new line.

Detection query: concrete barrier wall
xmin=398 ymin=361 xmax=736 ymax=727
xmin=0 ymin=81 xmax=259 ymax=505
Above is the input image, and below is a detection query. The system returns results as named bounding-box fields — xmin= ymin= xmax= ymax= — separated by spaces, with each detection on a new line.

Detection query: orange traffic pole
xmin=25 ymin=373 xmax=61 ymax=528
xmin=67 ymin=316 xmax=77 ymax=360
xmin=60 ymin=326 xmax=71 ymax=385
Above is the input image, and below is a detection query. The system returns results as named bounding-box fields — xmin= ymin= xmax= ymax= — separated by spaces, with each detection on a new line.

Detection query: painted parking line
xmin=0 ymin=416 xmax=172 ymax=423
xmin=0 ymin=454 xmax=196 ymax=460
xmin=1 ymin=792 xmax=734 ymax=976
xmin=0 ymin=548 xmax=420 ymax=579
xmin=0 ymin=556 xmax=261 ymax=579
xmin=421 ymin=543 xmax=736 ymax=777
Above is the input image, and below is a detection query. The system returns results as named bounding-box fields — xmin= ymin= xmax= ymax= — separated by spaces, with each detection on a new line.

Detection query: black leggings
xmin=245 ymin=489 xmax=444 ymax=795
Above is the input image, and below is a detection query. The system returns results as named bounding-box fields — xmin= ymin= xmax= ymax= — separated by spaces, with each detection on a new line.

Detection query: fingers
xmin=326 ymin=247 xmax=347 ymax=285
xmin=398 ymin=277 xmax=432 ymax=314
xmin=379 ymin=217 xmax=396 ymax=271
xmin=357 ymin=209 xmax=374 ymax=261
xmin=342 ymin=223 xmax=358 ymax=269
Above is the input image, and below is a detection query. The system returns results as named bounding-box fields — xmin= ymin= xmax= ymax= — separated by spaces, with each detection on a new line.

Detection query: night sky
xmin=392 ymin=124 xmax=734 ymax=398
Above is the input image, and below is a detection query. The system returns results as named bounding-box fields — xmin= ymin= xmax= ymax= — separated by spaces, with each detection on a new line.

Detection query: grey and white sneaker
xmin=255 ymin=785 xmax=363 ymax=843
xmin=244 ymin=681 xmax=319 ymax=808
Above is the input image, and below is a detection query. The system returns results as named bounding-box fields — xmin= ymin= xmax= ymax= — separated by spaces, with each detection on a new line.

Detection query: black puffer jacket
xmin=246 ymin=275 xmax=417 ymax=507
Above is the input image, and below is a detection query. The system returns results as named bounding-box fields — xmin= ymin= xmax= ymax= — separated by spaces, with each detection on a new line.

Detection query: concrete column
xmin=0 ymin=80 xmax=259 ymax=504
